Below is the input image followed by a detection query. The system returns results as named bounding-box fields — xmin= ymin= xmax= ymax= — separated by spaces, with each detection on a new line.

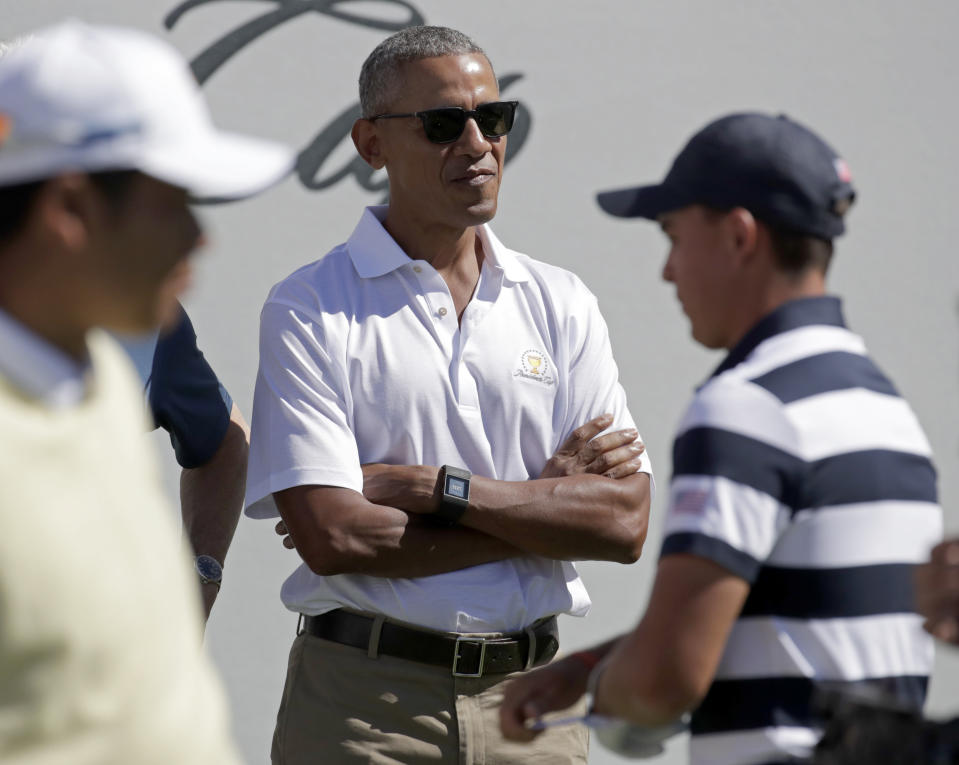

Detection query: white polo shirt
xmin=246 ymin=206 xmax=652 ymax=633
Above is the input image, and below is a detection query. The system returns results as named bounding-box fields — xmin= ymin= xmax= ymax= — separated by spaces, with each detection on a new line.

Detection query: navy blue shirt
xmin=147 ymin=306 xmax=233 ymax=469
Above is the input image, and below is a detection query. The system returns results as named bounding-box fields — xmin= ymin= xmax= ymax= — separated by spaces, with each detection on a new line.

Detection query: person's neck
xmin=383 ymin=206 xmax=479 ymax=264
xmin=0 ymin=248 xmax=90 ymax=363
xmin=382 ymin=208 xmax=486 ymax=321
xmin=3 ymin=301 xmax=89 ymax=363
xmin=724 ymin=269 xmax=827 ymax=351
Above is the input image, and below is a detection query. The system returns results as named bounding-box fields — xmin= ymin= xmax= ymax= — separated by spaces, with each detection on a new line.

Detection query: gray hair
xmin=358 ymin=26 xmax=492 ymax=117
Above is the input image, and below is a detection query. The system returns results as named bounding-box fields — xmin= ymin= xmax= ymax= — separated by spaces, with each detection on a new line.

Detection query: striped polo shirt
xmin=661 ymin=296 xmax=941 ymax=765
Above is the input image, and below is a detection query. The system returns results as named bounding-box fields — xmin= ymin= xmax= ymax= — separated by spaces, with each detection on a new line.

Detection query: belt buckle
xmin=452 ymin=636 xmax=487 ymax=678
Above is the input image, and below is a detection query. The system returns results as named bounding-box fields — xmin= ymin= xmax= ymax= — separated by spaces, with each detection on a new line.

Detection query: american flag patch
xmin=834 ymin=157 xmax=853 ymax=183
xmin=672 ymin=487 xmax=710 ymax=515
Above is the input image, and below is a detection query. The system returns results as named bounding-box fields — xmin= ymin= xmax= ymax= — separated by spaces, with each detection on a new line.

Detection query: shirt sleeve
xmin=560 ymin=290 xmax=654 ymax=483
xmin=659 ymin=381 xmax=797 ymax=582
xmin=148 ymin=306 xmax=232 ymax=469
xmin=244 ymin=299 xmax=363 ymax=515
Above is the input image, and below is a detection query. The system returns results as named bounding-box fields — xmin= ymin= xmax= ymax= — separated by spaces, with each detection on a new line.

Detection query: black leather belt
xmin=300 ymin=609 xmax=559 ymax=677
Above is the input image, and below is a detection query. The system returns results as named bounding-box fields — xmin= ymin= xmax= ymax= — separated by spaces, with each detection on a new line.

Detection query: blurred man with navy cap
xmin=501 ymin=112 xmax=941 ymax=765
xmin=0 ymin=20 xmax=292 ymax=764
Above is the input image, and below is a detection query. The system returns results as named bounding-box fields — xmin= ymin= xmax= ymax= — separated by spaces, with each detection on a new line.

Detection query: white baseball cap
xmin=0 ymin=20 xmax=294 ymax=201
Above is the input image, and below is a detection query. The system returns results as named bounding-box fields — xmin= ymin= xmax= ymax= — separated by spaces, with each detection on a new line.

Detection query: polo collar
xmin=710 ymin=295 xmax=846 ymax=379
xmin=0 ymin=308 xmax=89 ymax=406
xmin=347 ymin=205 xmax=530 ymax=283
xmin=346 ymin=206 xmax=411 ymax=278
xmin=475 ymin=225 xmax=531 ymax=283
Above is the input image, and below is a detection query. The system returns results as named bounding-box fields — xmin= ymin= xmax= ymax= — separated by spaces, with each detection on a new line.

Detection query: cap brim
xmin=139 ymin=129 xmax=295 ymax=204
xmin=596 ymin=183 xmax=690 ymax=220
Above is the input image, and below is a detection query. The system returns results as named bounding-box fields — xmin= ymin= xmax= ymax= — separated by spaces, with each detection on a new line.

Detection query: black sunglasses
xmin=368 ymin=100 xmax=518 ymax=144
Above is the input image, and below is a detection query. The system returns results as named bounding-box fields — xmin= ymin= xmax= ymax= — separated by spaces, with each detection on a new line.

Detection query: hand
xmin=916 ymin=538 xmax=959 ymax=644
xmin=499 ymin=655 xmax=592 ymax=742
xmin=361 ymin=463 xmax=438 ymax=514
xmin=540 ymin=414 xmax=644 ymax=480
xmin=275 ymin=519 xmax=295 ymax=549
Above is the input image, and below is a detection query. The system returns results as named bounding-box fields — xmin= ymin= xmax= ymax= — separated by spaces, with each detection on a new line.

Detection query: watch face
xmin=195 ymin=554 xmax=223 ymax=582
xmin=446 ymin=475 xmax=469 ymax=500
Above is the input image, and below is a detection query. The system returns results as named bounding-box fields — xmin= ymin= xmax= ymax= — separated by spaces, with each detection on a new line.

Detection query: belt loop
xmin=367 ymin=614 xmax=386 ymax=659
xmin=296 ymin=613 xmax=305 ymax=636
xmin=524 ymin=625 xmax=537 ymax=670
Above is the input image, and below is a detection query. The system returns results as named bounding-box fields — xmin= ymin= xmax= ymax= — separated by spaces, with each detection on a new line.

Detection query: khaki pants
xmin=271 ymin=632 xmax=588 ymax=765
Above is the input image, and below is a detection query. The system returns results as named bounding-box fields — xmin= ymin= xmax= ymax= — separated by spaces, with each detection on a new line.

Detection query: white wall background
xmin=8 ymin=2 xmax=959 ymax=763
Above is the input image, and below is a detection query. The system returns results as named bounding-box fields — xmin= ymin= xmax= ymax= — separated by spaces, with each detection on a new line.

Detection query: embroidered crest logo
xmin=514 ymin=349 xmax=555 ymax=386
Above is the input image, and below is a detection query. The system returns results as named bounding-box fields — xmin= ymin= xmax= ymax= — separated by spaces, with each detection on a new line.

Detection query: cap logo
xmin=0 ymin=114 xmax=11 ymax=148
xmin=833 ymin=157 xmax=853 ymax=184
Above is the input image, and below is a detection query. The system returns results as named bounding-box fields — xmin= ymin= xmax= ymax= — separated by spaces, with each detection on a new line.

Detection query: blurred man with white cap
xmin=0 ymin=19 xmax=292 ymax=764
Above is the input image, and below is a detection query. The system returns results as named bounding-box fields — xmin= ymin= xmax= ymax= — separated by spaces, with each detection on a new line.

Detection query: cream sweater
xmin=0 ymin=331 xmax=240 ymax=765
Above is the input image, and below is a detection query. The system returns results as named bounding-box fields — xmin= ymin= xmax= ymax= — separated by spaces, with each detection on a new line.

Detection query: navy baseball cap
xmin=596 ymin=112 xmax=856 ymax=240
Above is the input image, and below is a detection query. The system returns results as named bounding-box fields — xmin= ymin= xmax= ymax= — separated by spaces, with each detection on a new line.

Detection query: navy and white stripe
xmin=660 ymin=296 xmax=941 ymax=765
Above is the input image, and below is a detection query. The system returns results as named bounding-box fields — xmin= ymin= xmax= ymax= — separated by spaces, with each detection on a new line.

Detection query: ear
xmin=35 ymin=173 xmax=98 ymax=254
xmin=725 ymin=207 xmax=759 ymax=265
xmin=351 ymin=118 xmax=386 ymax=170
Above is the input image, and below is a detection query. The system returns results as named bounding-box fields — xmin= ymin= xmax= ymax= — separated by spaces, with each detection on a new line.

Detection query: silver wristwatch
xmin=194 ymin=554 xmax=223 ymax=590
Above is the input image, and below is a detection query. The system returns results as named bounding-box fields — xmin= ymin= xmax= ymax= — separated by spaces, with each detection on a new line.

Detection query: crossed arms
xmin=274 ymin=413 xmax=652 ymax=579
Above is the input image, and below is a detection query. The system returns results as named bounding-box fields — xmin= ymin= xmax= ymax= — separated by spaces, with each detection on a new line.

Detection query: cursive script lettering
xmin=514 ymin=370 xmax=556 ymax=386
xmin=164 ymin=0 xmax=532 ymax=199
xmin=165 ymin=0 xmax=426 ymax=84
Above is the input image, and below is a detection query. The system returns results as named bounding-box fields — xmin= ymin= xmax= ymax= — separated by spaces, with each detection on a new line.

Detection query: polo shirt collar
xmin=347 ymin=205 xmax=530 ymax=283
xmin=346 ymin=206 xmax=411 ymax=278
xmin=0 ymin=308 xmax=89 ymax=406
xmin=475 ymin=224 xmax=531 ymax=284
xmin=710 ymin=295 xmax=846 ymax=379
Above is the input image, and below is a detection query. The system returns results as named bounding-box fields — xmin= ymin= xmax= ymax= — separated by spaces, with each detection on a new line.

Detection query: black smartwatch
xmin=435 ymin=465 xmax=471 ymax=526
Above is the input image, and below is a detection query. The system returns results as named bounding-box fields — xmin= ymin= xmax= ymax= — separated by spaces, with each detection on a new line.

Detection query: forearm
xmin=593 ymin=630 xmax=692 ymax=727
xmin=463 ymin=472 xmax=650 ymax=563
xmin=362 ymin=458 xmax=650 ymax=563
xmin=592 ymin=556 xmax=752 ymax=726
xmin=342 ymin=516 xmax=521 ymax=578
xmin=277 ymin=485 xmax=519 ymax=578
xmin=180 ymin=404 xmax=248 ymax=564
xmin=498 ymin=635 xmax=625 ymax=740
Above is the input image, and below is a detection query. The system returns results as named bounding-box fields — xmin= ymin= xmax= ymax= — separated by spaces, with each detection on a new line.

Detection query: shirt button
xmin=413 ymin=265 xmax=422 ymax=273
xmin=438 ymin=307 xmax=448 ymax=317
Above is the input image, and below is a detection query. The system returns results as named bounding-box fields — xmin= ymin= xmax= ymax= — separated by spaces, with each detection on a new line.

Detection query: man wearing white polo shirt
xmin=245 ymin=25 xmax=652 ymax=765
